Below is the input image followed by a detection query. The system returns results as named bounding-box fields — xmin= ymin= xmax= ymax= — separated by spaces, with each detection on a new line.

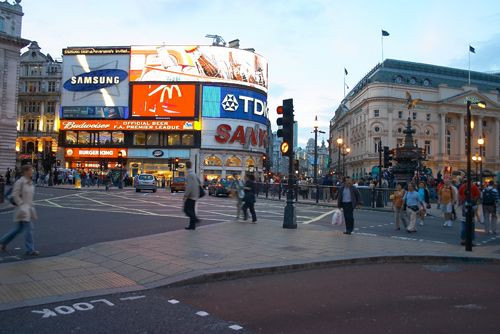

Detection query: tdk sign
xmin=63 ymin=69 xmax=128 ymax=92
xmin=202 ymin=85 xmax=268 ymax=125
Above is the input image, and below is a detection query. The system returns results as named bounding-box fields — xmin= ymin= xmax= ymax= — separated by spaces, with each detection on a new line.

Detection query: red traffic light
xmin=276 ymin=106 xmax=283 ymax=115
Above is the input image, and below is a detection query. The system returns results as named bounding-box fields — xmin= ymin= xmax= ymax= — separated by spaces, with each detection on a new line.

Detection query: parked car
xmin=170 ymin=177 xmax=186 ymax=193
xmin=135 ymin=174 xmax=157 ymax=193
xmin=208 ymin=179 xmax=232 ymax=197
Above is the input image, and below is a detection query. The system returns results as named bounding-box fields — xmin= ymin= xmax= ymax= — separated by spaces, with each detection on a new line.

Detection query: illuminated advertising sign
xmin=60 ymin=120 xmax=198 ymax=131
xmin=65 ymin=148 xmax=127 ymax=159
xmin=130 ymin=45 xmax=268 ymax=92
xmin=202 ymin=85 xmax=268 ymax=125
xmin=61 ymin=52 xmax=130 ymax=107
xmin=201 ymin=119 xmax=268 ymax=153
xmin=61 ymin=106 xmax=129 ymax=119
xmin=131 ymin=84 xmax=196 ymax=118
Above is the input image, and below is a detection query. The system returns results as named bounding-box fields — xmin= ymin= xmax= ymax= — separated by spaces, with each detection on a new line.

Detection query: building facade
xmin=0 ymin=0 xmax=29 ymax=172
xmin=16 ymin=41 xmax=62 ymax=170
xmin=330 ymin=59 xmax=500 ymax=180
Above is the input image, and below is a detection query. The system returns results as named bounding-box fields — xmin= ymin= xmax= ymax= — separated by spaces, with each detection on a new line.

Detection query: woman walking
xmin=417 ymin=182 xmax=430 ymax=226
xmin=438 ymin=180 xmax=455 ymax=227
xmin=0 ymin=165 xmax=39 ymax=256
xmin=242 ymin=174 xmax=257 ymax=223
xmin=392 ymin=183 xmax=406 ymax=230
xmin=403 ymin=183 xmax=424 ymax=233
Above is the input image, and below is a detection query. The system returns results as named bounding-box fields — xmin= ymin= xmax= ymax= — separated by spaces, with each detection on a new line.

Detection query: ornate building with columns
xmin=329 ymin=59 xmax=500 ymax=180
xmin=0 ymin=0 xmax=29 ymax=172
xmin=16 ymin=41 xmax=62 ymax=168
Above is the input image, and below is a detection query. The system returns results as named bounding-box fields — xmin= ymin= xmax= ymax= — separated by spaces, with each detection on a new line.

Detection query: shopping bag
xmin=331 ymin=209 xmax=344 ymax=226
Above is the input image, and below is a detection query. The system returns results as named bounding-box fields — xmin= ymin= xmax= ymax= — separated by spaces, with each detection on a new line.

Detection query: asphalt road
xmin=1 ymin=262 xmax=498 ymax=334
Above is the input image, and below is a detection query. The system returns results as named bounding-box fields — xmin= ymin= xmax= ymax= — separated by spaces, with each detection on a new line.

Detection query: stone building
xmin=0 ymin=0 xmax=29 ymax=173
xmin=329 ymin=59 xmax=500 ymax=180
xmin=16 ymin=41 xmax=62 ymax=169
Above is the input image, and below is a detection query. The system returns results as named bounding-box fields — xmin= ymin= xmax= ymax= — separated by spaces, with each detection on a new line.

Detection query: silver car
xmin=135 ymin=174 xmax=157 ymax=193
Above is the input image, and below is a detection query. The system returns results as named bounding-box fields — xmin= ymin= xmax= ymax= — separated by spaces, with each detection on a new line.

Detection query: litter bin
xmin=357 ymin=187 xmax=372 ymax=207
xmin=376 ymin=190 xmax=384 ymax=207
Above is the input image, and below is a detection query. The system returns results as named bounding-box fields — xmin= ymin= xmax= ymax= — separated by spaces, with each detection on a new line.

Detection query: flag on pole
xmin=382 ymin=30 xmax=390 ymax=37
xmin=469 ymin=45 xmax=475 ymax=53
xmin=344 ymin=68 xmax=348 ymax=75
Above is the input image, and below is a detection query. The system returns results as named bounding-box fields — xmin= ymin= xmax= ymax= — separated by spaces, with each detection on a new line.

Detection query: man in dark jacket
xmin=337 ymin=177 xmax=361 ymax=235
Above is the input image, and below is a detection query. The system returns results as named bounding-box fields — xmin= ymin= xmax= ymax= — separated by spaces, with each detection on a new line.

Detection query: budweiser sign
xmin=60 ymin=120 xmax=196 ymax=131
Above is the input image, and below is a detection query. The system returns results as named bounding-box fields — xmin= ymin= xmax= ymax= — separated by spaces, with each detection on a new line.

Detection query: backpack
xmin=482 ymin=188 xmax=497 ymax=206
xmin=5 ymin=181 xmax=22 ymax=206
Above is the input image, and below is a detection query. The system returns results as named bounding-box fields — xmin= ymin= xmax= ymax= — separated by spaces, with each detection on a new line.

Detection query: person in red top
xmin=458 ymin=178 xmax=480 ymax=246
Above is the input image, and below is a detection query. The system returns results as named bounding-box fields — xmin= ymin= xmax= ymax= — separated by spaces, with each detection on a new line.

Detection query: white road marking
xmin=44 ymin=199 xmax=62 ymax=207
xmin=355 ymin=232 xmax=378 ymax=236
xmin=168 ymin=299 xmax=180 ymax=304
xmin=119 ymin=295 xmax=146 ymax=301
xmin=302 ymin=209 xmax=336 ymax=225
xmin=229 ymin=325 xmax=244 ymax=330
xmin=76 ymin=193 xmax=158 ymax=216
xmin=196 ymin=311 xmax=209 ymax=317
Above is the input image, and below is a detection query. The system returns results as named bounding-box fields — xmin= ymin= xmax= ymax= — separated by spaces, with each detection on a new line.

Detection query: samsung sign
xmin=63 ymin=69 xmax=128 ymax=92
xmin=202 ymin=85 xmax=268 ymax=125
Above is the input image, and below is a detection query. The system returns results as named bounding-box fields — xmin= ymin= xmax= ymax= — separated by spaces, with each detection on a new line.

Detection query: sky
xmin=19 ymin=0 xmax=500 ymax=147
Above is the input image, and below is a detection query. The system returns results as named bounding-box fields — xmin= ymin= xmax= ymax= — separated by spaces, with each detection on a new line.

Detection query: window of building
xmin=446 ymin=130 xmax=451 ymax=156
xmin=24 ymin=118 xmax=35 ymax=132
xmin=415 ymin=139 xmax=418 ymax=147
xmin=181 ymin=133 xmax=194 ymax=146
xmin=133 ymin=132 xmax=146 ymax=146
xmin=48 ymin=81 xmax=57 ymax=92
xmin=398 ymin=111 xmax=403 ymax=119
xmin=23 ymin=101 xmax=41 ymax=113
xmin=412 ymin=112 xmax=417 ymax=120
xmin=395 ymin=76 xmax=403 ymax=84
xmin=226 ymin=156 xmax=242 ymax=167
xmin=65 ymin=131 xmax=77 ymax=144
xmin=29 ymin=65 xmax=42 ymax=76
xmin=425 ymin=140 xmax=431 ymax=155
xmin=409 ymin=77 xmax=417 ymax=85
xmin=398 ymin=127 xmax=402 ymax=133
xmin=78 ymin=131 xmax=91 ymax=145
xmin=46 ymin=101 xmax=56 ymax=114
xmin=482 ymin=120 xmax=487 ymax=127
xmin=397 ymin=138 xmax=403 ymax=147
xmin=99 ymin=131 xmax=112 ymax=144
xmin=168 ymin=133 xmax=181 ymax=146
xmin=0 ymin=17 xmax=4 ymax=32
xmin=146 ymin=133 xmax=159 ymax=146
xmin=373 ymin=110 xmax=379 ymax=117
xmin=445 ymin=117 xmax=452 ymax=124
xmin=204 ymin=156 xmax=222 ymax=166
xmin=27 ymin=81 xmax=41 ymax=92
xmin=425 ymin=129 xmax=431 ymax=136
xmin=112 ymin=132 xmax=124 ymax=144
xmin=374 ymin=126 xmax=380 ymax=133
xmin=45 ymin=119 xmax=54 ymax=133
xmin=423 ymin=79 xmax=430 ymax=86
xmin=426 ymin=113 xmax=431 ymax=121
xmin=373 ymin=138 xmax=381 ymax=153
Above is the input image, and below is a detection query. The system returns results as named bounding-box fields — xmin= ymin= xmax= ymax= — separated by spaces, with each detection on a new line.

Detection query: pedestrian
xmin=438 ymin=180 xmax=456 ymax=227
xmin=458 ymin=178 xmax=481 ymax=246
xmin=392 ymin=183 xmax=406 ymax=230
xmin=5 ymin=168 xmax=11 ymax=185
xmin=0 ymin=165 xmax=39 ymax=256
xmin=337 ymin=176 xmax=361 ymax=235
xmin=230 ymin=174 xmax=245 ymax=221
xmin=417 ymin=181 xmax=430 ymax=226
xmin=403 ymin=183 xmax=424 ymax=233
xmin=183 ymin=161 xmax=200 ymax=230
xmin=481 ymin=180 xmax=498 ymax=235
xmin=242 ymin=173 xmax=257 ymax=223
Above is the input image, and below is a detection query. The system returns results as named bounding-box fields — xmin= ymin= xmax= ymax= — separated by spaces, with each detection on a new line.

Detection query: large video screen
xmin=61 ymin=106 xmax=129 ymax=119
xmin=131 ymin=84 xmax=196 ymax=119
xmin=130 ymin=45 xmax=268 ymax=92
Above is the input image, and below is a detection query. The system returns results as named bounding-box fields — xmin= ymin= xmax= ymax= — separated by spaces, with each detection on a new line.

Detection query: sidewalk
xmin=0 ymin=220 xmax=498 ymax=311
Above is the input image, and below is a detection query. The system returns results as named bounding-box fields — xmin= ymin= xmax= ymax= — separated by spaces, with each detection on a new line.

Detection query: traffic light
xmin=174 ymin=157 xmax=180 ymax=169
xmin=276 ymin=99 xmax=294 ymax=157
xmin=383 ymin=146 xmax=393 ymax=168
xmin=294 ymin=159 xmax=299 ymax=172
xmin=262 ymin=154 xmax=268 ymax=171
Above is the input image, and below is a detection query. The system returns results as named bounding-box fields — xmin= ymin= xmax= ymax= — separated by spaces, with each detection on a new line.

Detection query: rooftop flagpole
xmin=381 ymin=30 xmax=390 ymax=64
xmin=468 ymin=45 xmax=475 ymax=85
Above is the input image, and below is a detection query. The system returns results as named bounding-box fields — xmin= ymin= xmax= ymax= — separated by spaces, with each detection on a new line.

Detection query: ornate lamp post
xmin=336 ymin=138 xmax=343 ymax=177
xmin=340 ymin=146 xmax=350 ymax=177
xmin=465 ymin=99 xmax=486 ymax=251
xmin=313 ymin=116 xmax=325 ymax=203
xmin=477 ymin=137 xmax=485 ymax=188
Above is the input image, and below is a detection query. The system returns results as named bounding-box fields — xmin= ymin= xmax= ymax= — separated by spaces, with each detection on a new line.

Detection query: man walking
xmin=481 ymin=180 xmax=498 ymax=235
xmin=337 ymin=177 xmax=361 ymax=235
xmin=0 ymin=165 xmax=39 ymax=256
xmin=230 ymin=174 xmax=244 ymax=221
xmin=183 ymin=161 xmax=200 ymax=230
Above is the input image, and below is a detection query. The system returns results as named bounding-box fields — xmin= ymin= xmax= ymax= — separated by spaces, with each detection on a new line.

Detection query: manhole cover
xmin=280 ymin=246 xmax=307 ymax=252
xmin=422 ymin=264 xmax=461 ymax=273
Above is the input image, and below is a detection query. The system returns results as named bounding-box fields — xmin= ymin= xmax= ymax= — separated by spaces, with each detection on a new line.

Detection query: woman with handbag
xmin=392 ymin=183 xmax=406 ymax=230
xmin=242 ymin=174 xmax=257 ymax=223
xmin=403 ymin=183 xmax=424 ymax=233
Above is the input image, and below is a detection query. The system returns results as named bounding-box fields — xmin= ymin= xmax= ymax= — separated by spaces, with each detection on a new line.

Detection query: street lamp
xmin=472 ymin=154 xmax=479 ymax=182
xmin=341 ymin=146 xmax=351 ymax=177
xmin=477 ymin=137 xmax=485 ymax=188
xmin=465 ymin=99 xmax=486 ymax=251
xmin=313 ymin=116 xmax=325 ymax=203
xmin=336 ymin=137 xmax=343 ymax=177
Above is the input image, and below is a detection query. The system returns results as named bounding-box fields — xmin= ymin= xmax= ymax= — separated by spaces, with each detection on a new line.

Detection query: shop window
xmin=112 ymin=132 xmax=124 ymax=144
xmin=245 ymin=158 xmax=255 ymax=168
xmin=65 ymin=131 xmax=77 ymax=145
xmin=182 ymin=134 xmax=194 ymax=146
xmin=147 ymin=133 xmax=159 ymax=146
xmin=226 ymin=156 xmax=242 ymax=167
xmin=26 ymin=142 xmax=35 ymax=153
xmin=78 ymin=131 xmax=90 ymax=145
xmin=204 ymin=156 xmax=222 ymax=166
xmin=168 ymin=133 xmax=181 ymax=146
xmin=99 ymin=131 xmax=112 ymax=144
xmin=133 ymin=132 xmax=146 ymax=146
